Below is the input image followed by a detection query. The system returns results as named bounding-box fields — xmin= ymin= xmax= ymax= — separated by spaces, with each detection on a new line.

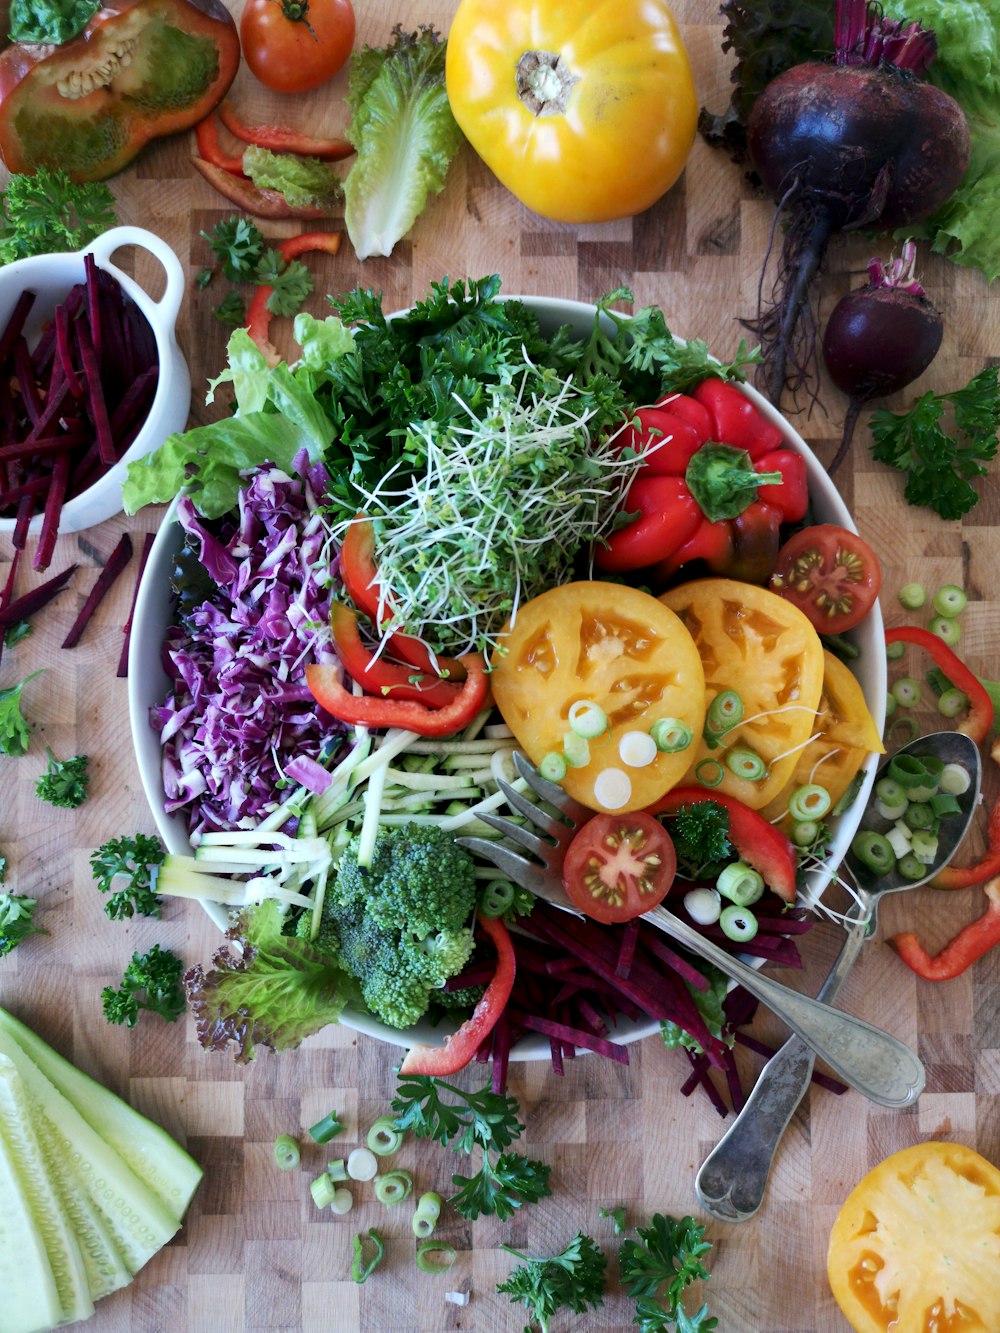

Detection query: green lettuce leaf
xmin=660 ymin=965 xmax=732 ymax=1055
xmin=293 ymin=312 xmax=356 ymax=371
xmin=243 ymin=145 xmax=342 ymax=211
xmin=184 ymin=899 xmax=361 ymax=1062
xmin=343 ymin=25 xmax=462 ymax=260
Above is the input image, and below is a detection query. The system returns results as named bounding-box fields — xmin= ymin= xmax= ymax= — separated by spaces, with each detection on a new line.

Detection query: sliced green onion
xmin=932 ymin=584 xmax=967 ymax=618
xmin=930 ymin=615 xmax=961 ymax=647
xmin=412 ymin=1191 xmax=442 ymax=1238
xmin=719 ymin=904 xmax=758 ymax=943
xmin=903 ymin=802 xmax=934 ymax=831
xmin=884 ymin=692 xmax=898 ymax=720
xmin=790 ymin=819 xmax=821 ymax=848
xmin=568 ymin=699 xmax=608 ymax=740
xmin=716 ymin=861 xmax=764 ymax=907
xmin=416 ymin=1240 xmax=457 ymax=1273
xmin=930 ymin=792 xmax=962 ymax=818
xmin=725 ymin=747 xmax=767 ymax=782
xmin=273 ymin=1135 xmax=300 ymax=1172
xmin=328 ymin=1158 xmax=348 ymax=1182
xmin=885 ymin=640 xmax=906 ymax=661
xmin=330 ymin=1187 xmax=354 ymax=1215
xmin=888 ymin=753 xmax=934 ymax=790
xmin=478 ymin=879 xmax=516 ymax=918
xmin=897 ymin=852 xmax=926 ymax=881
xmin=650 ymin=717 xmax=693 ymax=753
xmin=891 ymin=677 xmax=922 ymax=709
xmin=367 ymin=1117 xmax=403 ymax=1157
xmin=351 ymin=1229 xmax=385 ymax=1284
xmin=562 ymin=731 xmax=591 ymax=768
xmin=695 ymin=758 xmax=724 ymax=788
xmin=308 ymin=1110 xmax=344 ymax=1144
xmin=347 ymin=1147 xmax=378 ymax=1181
xmin=875 ymin=796 xmax=908 ymax=822
xmin=311 ymin=1172 xmax=337 ymax=1210
xmin=788 ymin=784 xmax=832 ymax=822
xmin=937 ymin=688 xmax=969 ymax=720
xmin=886 ymin=824 xmax=913 ymax=861
xmin=898 ymin=582 xmax=926 ymax=610
xmin=375 ymin=1170 xmax=413 ymax=1206
xmin=939 ymin=762 xmax=972 ymax=795
xmin=910 ymin=829 xmax=939 ymax=866
xmin=851 ymin=830 xmax=895 ymax=875
xmin=875 ymin=778 xmax=906 ymax=807
xmin=705 ymin=689 xmax=744 ymax=740
xmin=684 ymin=888 xmax=722 ymax=925
xmin=538 ymin=751 xmax=567 ymax=782
xmin=619 ymin=729 xmax=657 ymax=768
xmin=889 ymin=716 xmax=919 ymax=744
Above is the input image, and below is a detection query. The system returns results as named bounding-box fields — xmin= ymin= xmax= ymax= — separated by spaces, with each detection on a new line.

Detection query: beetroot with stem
xmin=747 ymin=0 xmax=968 ymax=406
xmin=823 ymin=240 xmax=943 ymax=474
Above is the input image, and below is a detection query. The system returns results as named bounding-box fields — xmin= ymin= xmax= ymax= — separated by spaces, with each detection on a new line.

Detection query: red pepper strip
xmin=646 ymin=787 xmax=799 ymax=903
xmin=329 ymin=601 xmax=461 ymax=708
xmin=305 ymin=652 xmax=490 ymax=738
xmin=194 ymin=113 xmax=246 ymax=176
xmin=218 ymin=101 xmax=355 ymax=161
xmin=890 ymin=876 xmax=1000 ymax=980
xmin=399 ymin=914 xmax=515 ymax=1075
xmin=932 ymin=788 xmax=1000 ymax=891
xmin=245 ymin=230 xmax=343 ymax=365
xmin=338 ymin=517 xmax=467 ymax=681
xmin=885 ymin=626 xmax=994 ymax=746
xmin=191 ymin=156 xmax=333 ymax=220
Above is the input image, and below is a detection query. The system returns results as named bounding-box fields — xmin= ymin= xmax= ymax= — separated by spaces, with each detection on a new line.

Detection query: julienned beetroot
xmin=823 ymin=240 xmax=943 ymax=472
xmin=746 ymin=0 xmax=968 ymax=406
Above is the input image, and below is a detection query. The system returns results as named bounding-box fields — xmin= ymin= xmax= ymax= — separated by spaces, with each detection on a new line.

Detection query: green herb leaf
xmin=390 ymin=1075 xmax=524 ymax=1153
xmin=619 ymin=1214 xmax=718 ymax=1332
xmin=101 ymin=944 xmax=185 ymax=1027
xmin=450 ymin=1152 xmax=551 ymax=1221
xmin=0 ymin=670 xmax=43 ymax=757
xmin=213 ymin=290 xmax=247 ymax=329
xmin=89 ymin=833 xmax=165 ymax=920
xmin=200 ymin=216 xmax=266 ymax=282
xmin=35 ymin=749 xmax=89 ymax=810
xmin=0 ymin=892 xmax=46 ymax=957
xmin=498 ymin=1232 xmax=607 ymax=1333
xmin=8 ymin=0 xmax=100 ymax=44
xmin=0 ymin=168 xmax=115 ymax=265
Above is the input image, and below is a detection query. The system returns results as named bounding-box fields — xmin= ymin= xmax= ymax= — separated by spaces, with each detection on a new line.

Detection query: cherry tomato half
xmin=241 ymin=0 xmax=355 ymax=94
xmin=769 ymin=524 xmax=882 ymax=635
xmin=562 ymin=812 xmax=676 ymax=924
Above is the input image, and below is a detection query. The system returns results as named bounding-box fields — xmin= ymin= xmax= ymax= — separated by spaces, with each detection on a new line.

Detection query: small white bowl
xmin=0 ymin=225 xmax=190 ymax=535
xmin=129 ymin=295 xmax=885 ymax=1058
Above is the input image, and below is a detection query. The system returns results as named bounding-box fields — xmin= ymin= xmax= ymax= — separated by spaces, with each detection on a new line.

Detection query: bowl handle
xmin=84 ymin=225 xmax=185 ymax=329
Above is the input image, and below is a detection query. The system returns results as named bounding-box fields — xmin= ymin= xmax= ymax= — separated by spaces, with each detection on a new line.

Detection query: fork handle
xmin=645 ymin=905 xmax=924 ymax=1109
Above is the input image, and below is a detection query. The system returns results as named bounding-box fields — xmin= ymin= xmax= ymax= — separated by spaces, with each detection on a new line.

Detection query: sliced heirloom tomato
xmin=828 ymin=1141 xmax=1000 ymax=1333
xmin=770 ymin=523 xmax=882 ymax=635
xmin=489 ymin=581 xmax=706 ymax=813
xmin=562 ymin=811 xmax=676 ymax=923
xmin=660 ymin=579 xmax=825 ymax=810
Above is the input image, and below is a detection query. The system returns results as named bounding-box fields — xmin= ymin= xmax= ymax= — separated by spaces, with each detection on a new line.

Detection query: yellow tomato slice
xmin=828 ymin=1142 xmax=1000 ymax=1333
xmin=489 ymin=581 xmax=705 ymax=812
xmin=660 ymin=578 xmax=825 ymax=809
xmin=762 ymin=651 xmax=885 ymax=821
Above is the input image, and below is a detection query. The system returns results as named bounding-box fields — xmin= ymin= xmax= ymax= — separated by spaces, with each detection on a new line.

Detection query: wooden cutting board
xmin=1 ymin=2 xmax=998 ymax=1329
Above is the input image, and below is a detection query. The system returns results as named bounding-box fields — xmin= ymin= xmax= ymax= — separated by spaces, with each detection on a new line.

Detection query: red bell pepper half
xmin=329 ymin=602 xmax=460 ymax=708
xmin=890 ymin=876 xmax=1000 ymax=981
xmin=646 ymin=786 xmax=799 ymax=904
xmin=399 ymin=913 xmax=515 ymax=1076
xmin=305 ymin=652 xmax=490 ymax=738
xmin=595 ymin=378 xmax=808 ymax=584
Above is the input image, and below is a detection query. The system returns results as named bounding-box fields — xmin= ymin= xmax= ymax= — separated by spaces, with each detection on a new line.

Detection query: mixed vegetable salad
xmin=125 ymin=276 xmax=888 ymax=1091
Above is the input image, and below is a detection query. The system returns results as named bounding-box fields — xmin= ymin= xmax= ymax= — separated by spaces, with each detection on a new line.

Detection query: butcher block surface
xmin=1 ymin=2 xmax=998 ymax=1330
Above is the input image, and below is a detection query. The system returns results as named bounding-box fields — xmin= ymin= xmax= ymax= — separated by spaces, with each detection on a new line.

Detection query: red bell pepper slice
xmin=885 ymin=626 xmax=994 ymax=746
xmin=398 ymin=914 xmax=515 ymax=1076
xmin=338 ymin=518 xmax=467 ymax=681
xmin=890 ymin=876 xmax=1000 ymax=980
xmin=195 ymin=112 xmax=246 ymax=176
xmin=693 ymin=378 xmax=785 ymax=458
xmin=191 ymin=155 xmax=334 ymax=220
xmin=646 ymin=787 xmax=799 ymax=903
xmin=329 ymin=602 xmax=460 ymax=708
xmin=218 ymin=101 xmax=355 ymax=160
xmin=305 ymin=652 xmax=490 ymax=738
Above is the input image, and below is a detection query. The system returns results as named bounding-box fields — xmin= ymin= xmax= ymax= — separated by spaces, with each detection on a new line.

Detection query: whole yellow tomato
xmin=444 ymin=0 xmax=698 ymax=223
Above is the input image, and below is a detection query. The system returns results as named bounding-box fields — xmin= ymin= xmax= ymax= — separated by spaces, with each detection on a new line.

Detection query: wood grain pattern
xmin=1 ymin=2 xmax=998 ymax=1329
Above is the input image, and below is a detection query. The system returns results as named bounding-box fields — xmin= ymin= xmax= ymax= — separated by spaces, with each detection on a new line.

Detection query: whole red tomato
xmin=240 ymin=0 xmax=355 ymax=94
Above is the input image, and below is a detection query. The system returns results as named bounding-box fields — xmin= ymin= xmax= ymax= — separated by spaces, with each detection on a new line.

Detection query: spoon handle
xmin=694 ymin=910 xmax=870 ymax=1222
xmin=646 ymin=905 xmax=924 ymax=1109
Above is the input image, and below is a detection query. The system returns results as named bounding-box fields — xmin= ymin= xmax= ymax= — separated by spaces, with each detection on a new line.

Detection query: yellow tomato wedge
xmin=660 ymin=578 xmax=825 ymax=809
xmin=761 ymin=651 xmax=885 ymax=822
xmin=828 ymin=1141 xmax=1000 ymax=1333
xmin=489 ymin=581 xmax=705 ymax=812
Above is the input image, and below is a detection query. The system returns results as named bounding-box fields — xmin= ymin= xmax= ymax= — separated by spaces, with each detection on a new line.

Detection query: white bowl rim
xmin=128 ymin=294 xmax=886 ymax=1059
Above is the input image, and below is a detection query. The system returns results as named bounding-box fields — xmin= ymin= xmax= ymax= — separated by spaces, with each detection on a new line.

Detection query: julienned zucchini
xmin=0 ymin=1006 xmax=202 ymax=1331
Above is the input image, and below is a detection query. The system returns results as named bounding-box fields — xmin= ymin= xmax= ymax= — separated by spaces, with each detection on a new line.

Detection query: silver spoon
xmin=695 ymin=730 xmax=982 ymax=1223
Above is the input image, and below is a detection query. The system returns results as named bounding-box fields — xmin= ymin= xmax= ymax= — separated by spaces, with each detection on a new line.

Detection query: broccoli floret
xmin=335 ymin=823 xmax=477 ymax=937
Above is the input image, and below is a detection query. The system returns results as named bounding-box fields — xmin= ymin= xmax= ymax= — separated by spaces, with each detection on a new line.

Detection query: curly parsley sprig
xmin=35 ymin=749 xmax=90 ymax=810
xmin=90 ymin=833 xmax=165 ymax=920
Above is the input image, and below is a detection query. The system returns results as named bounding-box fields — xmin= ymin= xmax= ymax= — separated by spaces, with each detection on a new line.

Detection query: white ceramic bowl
xmin=0 ymin=225 xmax=190 ymax=535
xmin=129 ymin=295 xmax=886 ymax=1058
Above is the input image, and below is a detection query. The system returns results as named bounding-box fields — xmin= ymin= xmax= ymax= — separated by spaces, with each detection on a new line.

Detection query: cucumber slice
xmin=0 ymin=1054 xmax=94 ymax=1328
xmin=0 ymin=1005 xmax=202 ymax=1220
xmin=0 ymin=1029 xmax=181 ymax=1276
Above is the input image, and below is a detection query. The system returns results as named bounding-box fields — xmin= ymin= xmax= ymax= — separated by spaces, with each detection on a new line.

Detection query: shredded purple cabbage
xmin=153 ymin=463 xmax=344 ymax=838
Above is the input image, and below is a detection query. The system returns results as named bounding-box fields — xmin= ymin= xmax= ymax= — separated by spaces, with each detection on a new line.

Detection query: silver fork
xmin=458 ymin=753 xmax=924 ymax=1109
